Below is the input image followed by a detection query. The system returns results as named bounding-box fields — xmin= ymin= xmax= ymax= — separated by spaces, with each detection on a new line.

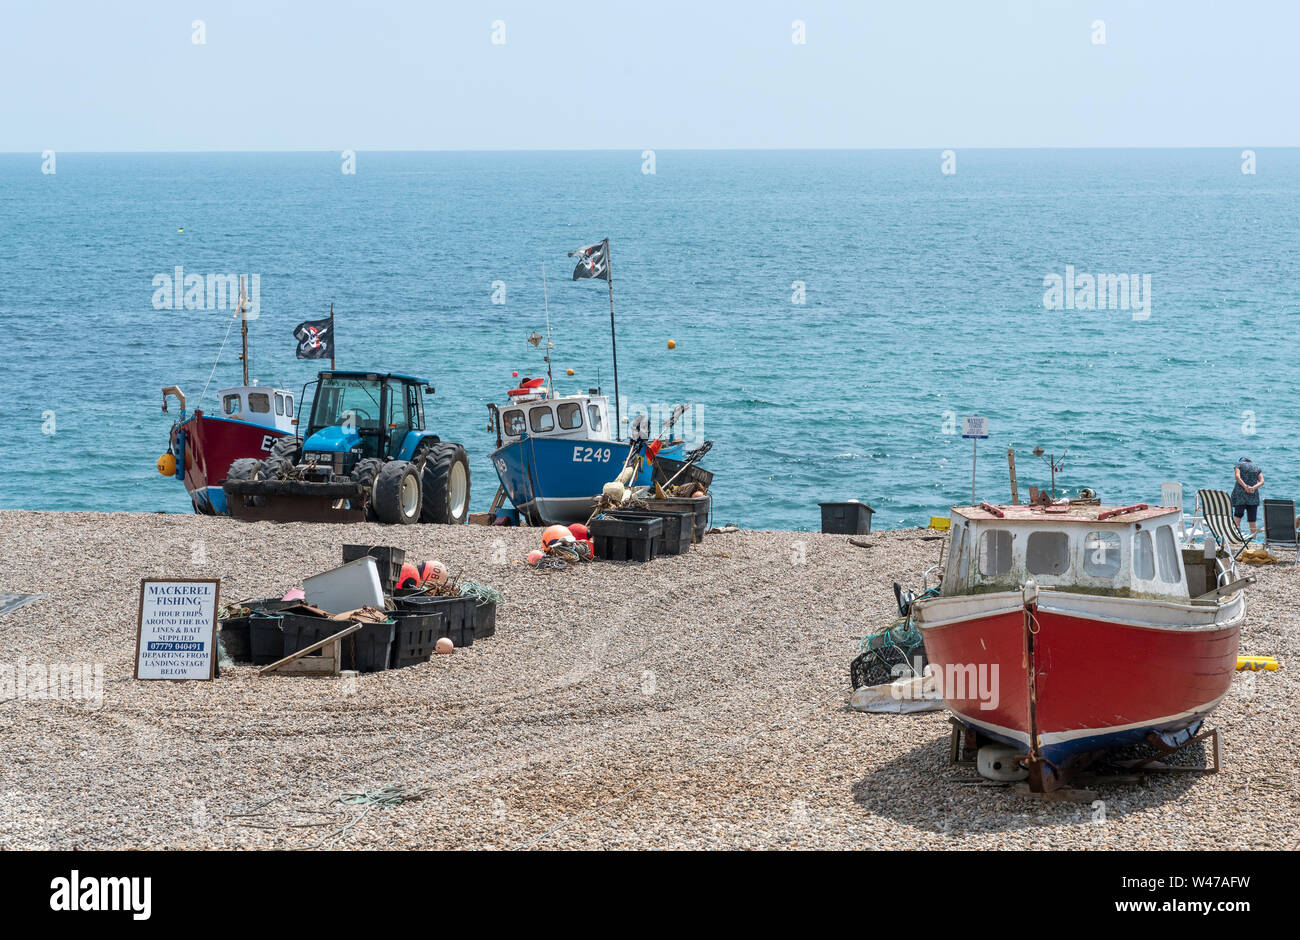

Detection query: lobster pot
xmin=849 ymin=629 xmax=928 ymax=690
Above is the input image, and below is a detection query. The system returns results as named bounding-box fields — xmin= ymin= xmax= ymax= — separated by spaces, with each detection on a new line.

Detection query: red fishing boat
xmin=155 ymin=279 xmax=296 ymax=514
xmin=913 ymin=502 xmax=1245 ymax=792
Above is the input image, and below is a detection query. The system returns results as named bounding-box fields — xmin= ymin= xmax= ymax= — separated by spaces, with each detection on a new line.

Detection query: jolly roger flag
xmin=569 ymin=239 xmax=610 ymax=281
xmin=293 ymin=316 xmax=334 ymax=360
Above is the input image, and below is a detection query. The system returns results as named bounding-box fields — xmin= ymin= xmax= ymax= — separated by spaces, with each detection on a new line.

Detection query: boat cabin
xmin=494 ymin=390 xmax=612 ymax=445
xmin=942 ymin=503 xmax=1191 ymax=602
xmin=217 ymin=384 xmax=297 ymax=434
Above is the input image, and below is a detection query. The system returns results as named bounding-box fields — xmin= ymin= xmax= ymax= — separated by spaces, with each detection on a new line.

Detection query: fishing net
xmin=849 ymin=591 xmax=936 ymax=690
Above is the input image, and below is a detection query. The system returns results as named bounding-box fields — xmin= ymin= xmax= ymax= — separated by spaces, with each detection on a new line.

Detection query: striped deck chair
xmin=1195 ymin=489 xmax=1250 ymax=559
xmin=1262 ymin=499 xmax=1299 ymax=563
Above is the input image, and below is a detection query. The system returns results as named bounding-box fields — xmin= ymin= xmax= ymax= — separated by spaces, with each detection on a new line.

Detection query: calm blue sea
xmin=2 ymin=150 xmax=1298 ymax=529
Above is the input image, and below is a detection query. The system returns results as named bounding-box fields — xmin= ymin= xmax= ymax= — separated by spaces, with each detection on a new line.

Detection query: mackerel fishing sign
xmin=134 ymin=579 xmax=220 ymax=680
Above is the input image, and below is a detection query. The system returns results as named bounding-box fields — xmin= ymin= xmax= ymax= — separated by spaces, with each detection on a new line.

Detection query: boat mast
xmin=606 ymin=241 xmax=620 ymax=439
xmin=238 ymin=275 xmax=250 ymax=386
xmin=541 ymin=263 xmax=555 ymax=395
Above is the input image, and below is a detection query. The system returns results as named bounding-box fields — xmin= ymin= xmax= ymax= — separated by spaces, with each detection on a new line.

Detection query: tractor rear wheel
xmin=373 ymin=460 xmax=422 ymax=524
xmin=414 ymin=442 xmax=471 ymax=524
xmin=349 ymin=457 xmax=385 ymax=521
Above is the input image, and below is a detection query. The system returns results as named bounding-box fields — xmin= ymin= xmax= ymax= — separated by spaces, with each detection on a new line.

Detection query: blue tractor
xmin=223 ymin=371 xmax=471 ymax=524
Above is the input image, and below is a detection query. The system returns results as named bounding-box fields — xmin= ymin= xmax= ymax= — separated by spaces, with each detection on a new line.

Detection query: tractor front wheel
xmin=414 ymin=442 xmax=471 ymax=524
xmin=372 ymin=460 xmax=422 ymax=525
xmin=225 ymin=458 xmax=267 ymax=507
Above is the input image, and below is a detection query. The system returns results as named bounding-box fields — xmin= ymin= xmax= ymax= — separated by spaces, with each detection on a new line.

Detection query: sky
xmin=1 ymin=0 xmax=1296 ymax=151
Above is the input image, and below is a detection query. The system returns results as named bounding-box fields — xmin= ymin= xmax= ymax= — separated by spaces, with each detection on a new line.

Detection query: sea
xmin=2 ymin=149 xmax=1298 ymax=530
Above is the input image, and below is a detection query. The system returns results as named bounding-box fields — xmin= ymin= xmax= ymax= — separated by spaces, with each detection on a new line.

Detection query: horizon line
xmin=2 ymin=145 xmax=1293 ymax=156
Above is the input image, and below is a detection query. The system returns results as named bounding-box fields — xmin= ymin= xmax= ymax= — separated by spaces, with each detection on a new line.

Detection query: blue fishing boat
xmin=487 ymin=378 xmax=686 ymax=525
xmin=486 ymin=241 xmax=705 ymax=526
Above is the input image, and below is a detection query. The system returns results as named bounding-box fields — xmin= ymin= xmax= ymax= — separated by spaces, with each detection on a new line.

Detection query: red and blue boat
xmin=159 ymin=383 xmax=296 ymax=514
xmin=913 ymin=502 xmax=1244 ymax=792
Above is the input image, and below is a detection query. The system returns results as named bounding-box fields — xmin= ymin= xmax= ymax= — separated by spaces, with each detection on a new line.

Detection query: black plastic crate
xmin=281 ymin=610 xmax=344 ymax=659
xmin=608 ymin=508 xmax=693 ymax=556
xmin=645 ymin=496 xmax=710 ymax=542
xmin=248 ymin=611 xmax=286 ymax=665
xmin=389 ymin=609 xmax=447 ymax=668
xmin=473 ymin=601 xmax=497 ymax=639
xmin=652 ymin=456 xmax=714 ymax=492
xmin=218 ymin=616 xmax=254 ymax=662
xmin=341 ymin=620 xmax=396 ymax=672
xmin=342 ymin=544 xmax=406 ymax=589
xmin=395 ymin=593 xmax=476 ymax=648
xmin=819 ymin=500 xmax=874 ymax=535
xmin=591 ymin=515 xmax=662 ymax=563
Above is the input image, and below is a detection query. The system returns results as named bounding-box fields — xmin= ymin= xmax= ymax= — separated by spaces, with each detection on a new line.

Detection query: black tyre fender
xmin=413 ymin=441 xmax=471 ymax=524
xmin=225 ymin=458 xmax=267 ymax=508
xmin=372 ymin=460 xmax=421 ymax=525
xmin=349 ymin=457 xmax=385 ymax=521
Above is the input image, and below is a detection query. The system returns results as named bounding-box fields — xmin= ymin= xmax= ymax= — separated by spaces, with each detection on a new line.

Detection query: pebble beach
xmin=0 ymin=510 xmax=1296 ymax=851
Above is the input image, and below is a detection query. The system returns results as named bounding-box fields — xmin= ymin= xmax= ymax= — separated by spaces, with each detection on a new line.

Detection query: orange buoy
xmin=419 ymin=560 xmax=448 ymax=585
xmin=667 ymin=339 xmax=676 ymax=349
xmin=541 ymin=524 xmax=573 ymax=549
xmin=396 ymin=561 xmax=422 ymax=589
xmin=435 ymin=637 xmax=454 ymax=654
xmin=569 ymin=522 xmax=588 ymax=541
xmin=566 ymin=368 xmax=574 ymax=376
xmin=526 ymin=549 xmax=546 ymax=566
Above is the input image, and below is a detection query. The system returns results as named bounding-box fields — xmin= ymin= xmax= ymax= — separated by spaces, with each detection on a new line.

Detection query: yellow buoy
xmin=566 ymin=368 xmax=574 ymax=376
xmin=667 ymin=339 xmax=676 ymax=349
xmin=157 ymin=453 xmax=176 ymax=476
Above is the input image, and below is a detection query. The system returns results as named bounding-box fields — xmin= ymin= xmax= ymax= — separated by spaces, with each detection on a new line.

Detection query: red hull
xmin=921 ymin=603 xmax=1240 ymax=772
xmin=171 ymin=412 xmax=288 ymax=512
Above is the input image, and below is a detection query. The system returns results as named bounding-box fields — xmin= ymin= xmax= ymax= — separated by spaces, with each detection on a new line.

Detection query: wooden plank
xmin=259 ymin=622 xmax=361 ymax=676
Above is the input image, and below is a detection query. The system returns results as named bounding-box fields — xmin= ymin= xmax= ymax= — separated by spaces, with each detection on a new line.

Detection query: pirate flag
xmin=293 ymin=316 xmax=334 ymax=360
xmin=569 ymin=239 xmax=610 ymax=281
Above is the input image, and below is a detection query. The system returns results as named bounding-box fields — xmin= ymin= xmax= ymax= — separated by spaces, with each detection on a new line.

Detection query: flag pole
xmin=239 ymin=275 xmax=250 ymax=386
xmin=606 ymin=239 xmax=621 ymax=440
xmin=329 ymin=301 xmax=335 ymax=370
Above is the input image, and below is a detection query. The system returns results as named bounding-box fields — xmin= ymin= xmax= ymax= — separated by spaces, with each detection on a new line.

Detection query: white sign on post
xmin=961 ymin=415 xmax=989 ymax=439
xmin=961 ymin=416 xmax=989 ymax=506
xmin=135 ymin=579 xmax=220 ymax=681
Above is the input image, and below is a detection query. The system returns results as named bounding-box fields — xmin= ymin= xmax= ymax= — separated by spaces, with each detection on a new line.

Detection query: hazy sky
xmin=2 ymin=1 xmax=1296 ymax=151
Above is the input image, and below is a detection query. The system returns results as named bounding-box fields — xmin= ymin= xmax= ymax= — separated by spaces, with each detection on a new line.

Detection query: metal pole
xmin=1008 ymin=448 xmax=1019 ymax=504
xmin=971 ymin=437 xmax=977 ymax=506
xmin=329 ymin=302 xmax=335 ymax=370
xmin=606 ymin=240 xmax=620 ymax=440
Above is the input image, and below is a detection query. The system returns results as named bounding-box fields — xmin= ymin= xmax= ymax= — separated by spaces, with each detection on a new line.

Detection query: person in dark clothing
xmin=1230 ymin=457 xmax=1264 ymax=537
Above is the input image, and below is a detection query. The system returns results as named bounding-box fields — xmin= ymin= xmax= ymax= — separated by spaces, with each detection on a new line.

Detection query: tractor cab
xmin=301 ymin=371 xmax=435 ymax=469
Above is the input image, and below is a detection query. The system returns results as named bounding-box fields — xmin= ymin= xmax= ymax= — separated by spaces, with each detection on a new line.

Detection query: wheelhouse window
xmin=503 ymin=409 xmax=526 ymax=436
xmin=588 ymin=404 xmax=603 ymax=431
xmin=978 ymin=529 xmax=1013 ymax=577
xmin=557 ymin=402 xmax=583 ymax=430
xmin=1082 ymin=531 xmax=1121 ymax=577
xmin=1026 ymin=531 xmax=1069 ymax=576
xmin=248 ymin=392 xmax=271 ymax=414
xmin=222 ymin=394 xmax=241 ymax=415
xmin=530 ymin=407 xmax=555 ymax=433
xmin=1133 ymin=530 xmax=1155 ymax=580
xmin=285 ymin=395 xmax=294 ymax=417
xmin=1156 ymin=525 xmax=1180 ymax=583
xmin=275 ymin=393 xmax=285 ymax=416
